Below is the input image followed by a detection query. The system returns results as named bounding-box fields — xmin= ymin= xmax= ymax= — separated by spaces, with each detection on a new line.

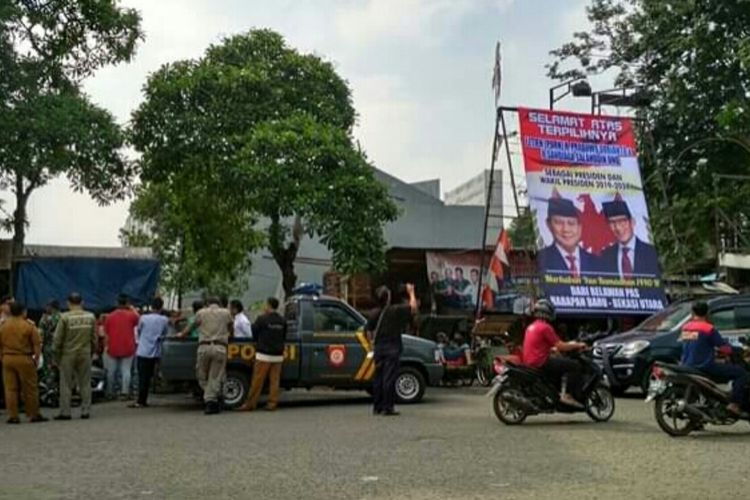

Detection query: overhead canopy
xmin=16 ymin=257 xmax=160 ymax=312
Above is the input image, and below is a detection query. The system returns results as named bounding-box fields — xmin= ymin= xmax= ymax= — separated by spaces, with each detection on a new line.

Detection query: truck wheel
xmin=395 ymin=366 xmax=426 ymax=404
xmin=223 ymin=370 xmax=250 ymax=409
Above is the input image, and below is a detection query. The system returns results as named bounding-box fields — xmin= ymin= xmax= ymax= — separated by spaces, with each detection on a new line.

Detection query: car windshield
xmin=637 ymin=301 xmax=693 ymax=333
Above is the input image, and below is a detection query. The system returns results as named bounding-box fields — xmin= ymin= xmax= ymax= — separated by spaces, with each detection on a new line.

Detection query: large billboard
xmin=518 ymin=107 xmax=667 ymax=315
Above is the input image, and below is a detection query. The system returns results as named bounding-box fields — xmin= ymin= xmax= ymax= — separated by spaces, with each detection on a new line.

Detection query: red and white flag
xmin=489 ymin=228 xmax=511 ymax=281
xmin=481 ymin=228 xmax=512 ymax=309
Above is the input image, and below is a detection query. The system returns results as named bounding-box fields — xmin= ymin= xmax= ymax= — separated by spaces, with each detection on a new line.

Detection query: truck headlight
xmin=620 ymin=340 xmax=649 ymax=358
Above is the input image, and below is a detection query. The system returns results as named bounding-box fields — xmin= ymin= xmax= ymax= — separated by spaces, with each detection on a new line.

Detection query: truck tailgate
xmin=160 ymin=339 xmax=199 ymax=381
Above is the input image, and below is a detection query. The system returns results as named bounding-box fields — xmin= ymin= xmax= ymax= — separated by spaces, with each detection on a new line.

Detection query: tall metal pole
xmin=475 ymin=108 xmax=501 ymax=320
xmin=499 ymin=111 xmax=521 ymax=217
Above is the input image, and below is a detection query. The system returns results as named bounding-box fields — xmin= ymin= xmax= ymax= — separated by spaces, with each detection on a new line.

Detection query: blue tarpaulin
xmin=16 ymin=258 xmax=160 ymax=312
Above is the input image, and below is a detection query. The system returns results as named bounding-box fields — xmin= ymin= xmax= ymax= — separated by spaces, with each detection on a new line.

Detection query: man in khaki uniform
xmin=0 ymin=301 xmax=48 ymax=424
xmin=54 ymin=293 xmax=97 ymax=420
xmin=192 ymin=297 xmax=232 ymax=415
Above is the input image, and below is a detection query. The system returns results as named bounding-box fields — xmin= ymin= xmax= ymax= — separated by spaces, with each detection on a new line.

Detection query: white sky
xmin=2 ymin=0 xmax=614 ymax=247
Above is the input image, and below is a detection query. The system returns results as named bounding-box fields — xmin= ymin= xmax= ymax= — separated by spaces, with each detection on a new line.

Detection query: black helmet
xmin=533 ymin=299 xmax=556 ymax=321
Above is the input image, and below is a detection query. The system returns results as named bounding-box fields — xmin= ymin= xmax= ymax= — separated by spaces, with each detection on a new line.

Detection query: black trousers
xmin=542 ymin=356 xmax=584 ymax=401
xmin=373 ymin=346 xmax=400 ymax=412
xmin=136 ymin=357 xmax=158 ymax=406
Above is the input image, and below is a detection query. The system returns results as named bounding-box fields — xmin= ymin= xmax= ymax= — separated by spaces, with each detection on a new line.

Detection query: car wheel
xmin=395 ymin=366 xmax=426 ymax=404
xmin=223 ymin=370 xmax=250 ymax=409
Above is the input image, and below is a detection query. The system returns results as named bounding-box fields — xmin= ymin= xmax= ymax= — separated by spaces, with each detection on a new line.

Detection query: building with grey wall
xmin=233 ymin=168 xmax=487 ymax=307
xmin=444 ymin=169 xmax=503 ymax=239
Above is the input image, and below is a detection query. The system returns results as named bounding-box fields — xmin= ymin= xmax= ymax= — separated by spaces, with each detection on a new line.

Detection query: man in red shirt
xmin=103 ymin=294 xmax=140 ymax=400
xmin=522 ymin=299 xmax=587 ymax=407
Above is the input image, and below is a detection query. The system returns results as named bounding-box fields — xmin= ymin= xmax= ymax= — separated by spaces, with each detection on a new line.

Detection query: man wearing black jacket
xmin=238 ymin=297 xmax=286 ymax=412
xmin=367 ymin=283 xmax=418 ymax=416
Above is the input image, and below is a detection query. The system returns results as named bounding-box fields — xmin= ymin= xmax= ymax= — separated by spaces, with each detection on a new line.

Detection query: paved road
xmin=1 ymin=388 xmax=749 ymax=500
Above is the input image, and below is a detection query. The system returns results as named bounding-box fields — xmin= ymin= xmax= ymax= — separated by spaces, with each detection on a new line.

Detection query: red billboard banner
xmin=518 ymin=107 xmax=667 ymax=315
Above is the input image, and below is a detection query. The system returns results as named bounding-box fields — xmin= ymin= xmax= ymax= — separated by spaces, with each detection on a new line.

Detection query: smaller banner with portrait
xmin=518 ymin=107 xmax=667 ymax=316
xmin=426 ymin=252 xmax=483 ymax=311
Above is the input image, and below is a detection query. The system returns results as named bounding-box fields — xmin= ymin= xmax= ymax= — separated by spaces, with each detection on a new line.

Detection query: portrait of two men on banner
xmin=518 ymin=108 xmax=667 ymax=315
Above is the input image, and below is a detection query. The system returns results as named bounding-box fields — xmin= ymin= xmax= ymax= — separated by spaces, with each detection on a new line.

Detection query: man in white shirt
xmin=229 ymin=300 xmax=253 ymax=339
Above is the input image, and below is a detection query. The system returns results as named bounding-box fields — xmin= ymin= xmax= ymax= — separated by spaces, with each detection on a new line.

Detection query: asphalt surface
xmin=1 ymin=387 xmax=749 ymax=500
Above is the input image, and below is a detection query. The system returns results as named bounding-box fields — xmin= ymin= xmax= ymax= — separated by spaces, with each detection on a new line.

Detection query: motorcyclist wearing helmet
xmin=680 ymin=301 xmax=748 ymax=416
xmin=522 ymin=299 xmax=587 ymax=407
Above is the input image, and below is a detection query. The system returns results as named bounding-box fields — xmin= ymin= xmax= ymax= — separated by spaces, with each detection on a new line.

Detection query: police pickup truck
xmin=160 ymin=294 xmax=444 ymax=408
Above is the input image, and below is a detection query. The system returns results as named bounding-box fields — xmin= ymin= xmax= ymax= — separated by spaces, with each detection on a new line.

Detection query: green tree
xmin=0 ymin=1 xmax=142 ymax=257
xmin=120 ymin=181 xmax=263 ymax=297
xmin=508 ymin=206 xmax=537 ymax=249
xmin=129 ymin=30 xmax=398 ymax=298
xmin=548 ymin=0 xmax=750 ymax=273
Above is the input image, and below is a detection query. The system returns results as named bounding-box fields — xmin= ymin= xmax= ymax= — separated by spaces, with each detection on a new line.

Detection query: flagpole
xmin=475 ymin=107 xmax=501 ymax=321
xmin=476 ymin=42 xmax=504 ymax=321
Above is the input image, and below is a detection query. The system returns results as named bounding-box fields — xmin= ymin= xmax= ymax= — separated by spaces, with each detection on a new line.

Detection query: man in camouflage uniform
xmin=53 ymin=293 xmax=97 ymax=420
xmin=38 ymin=300 xmax=61 ymax=369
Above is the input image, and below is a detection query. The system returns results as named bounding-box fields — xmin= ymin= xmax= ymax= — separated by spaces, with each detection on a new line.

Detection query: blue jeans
xmin=702 ymin=363 xmax=748 ymax=406
xmin=104 ymin=354 xmax=134 ymax=397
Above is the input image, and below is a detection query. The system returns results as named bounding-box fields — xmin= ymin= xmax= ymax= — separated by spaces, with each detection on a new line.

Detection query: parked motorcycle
xmin=647 ymin=339 xmax=750 ymax=437
xmin=37 ymin=354 xmax=106 ymax=408
xmin=487 ymin=332 xmax=615 ymax=425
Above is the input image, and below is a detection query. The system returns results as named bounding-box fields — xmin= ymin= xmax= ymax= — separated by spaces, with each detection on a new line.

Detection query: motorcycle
xmin=37 ymin=354 xmax=107 ymax=408
xmin=646 ymin=340 xmax=750 ymax=437
xmin=486 ymin=332 xmax=615 ymax=425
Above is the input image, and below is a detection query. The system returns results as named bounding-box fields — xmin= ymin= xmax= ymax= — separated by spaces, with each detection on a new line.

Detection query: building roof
xmin=371 ymin=167 xmax=486 ymax=250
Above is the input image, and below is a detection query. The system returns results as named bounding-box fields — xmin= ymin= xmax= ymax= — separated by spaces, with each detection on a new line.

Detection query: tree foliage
xmin=549 ymin=0 xmax=750 ymax=273
xmin=508 ymin=206 xmax=538 ymax=250
xmin=0 ymin=1 xmax=142 ymax=255
xmin=129 ymin=30 xmax=398 ymax=297
xmin=120 ymin=182 xmax=262 ymax=296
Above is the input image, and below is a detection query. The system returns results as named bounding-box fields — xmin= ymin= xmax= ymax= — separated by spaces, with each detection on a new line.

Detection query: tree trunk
xmin=11 ymin=175 xmax=30 ymax=262
xmin=280 ymin=262 xmax=298 ymax=300
xmin=268 ymin=214 xmax=303 ymax=299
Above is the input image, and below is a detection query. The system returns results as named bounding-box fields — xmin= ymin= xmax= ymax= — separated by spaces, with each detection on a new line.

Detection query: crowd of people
xmin=1 ymin=281 xmax=423 ymax=422
xmin=0 ymin=292 xmax=286 ymax=423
